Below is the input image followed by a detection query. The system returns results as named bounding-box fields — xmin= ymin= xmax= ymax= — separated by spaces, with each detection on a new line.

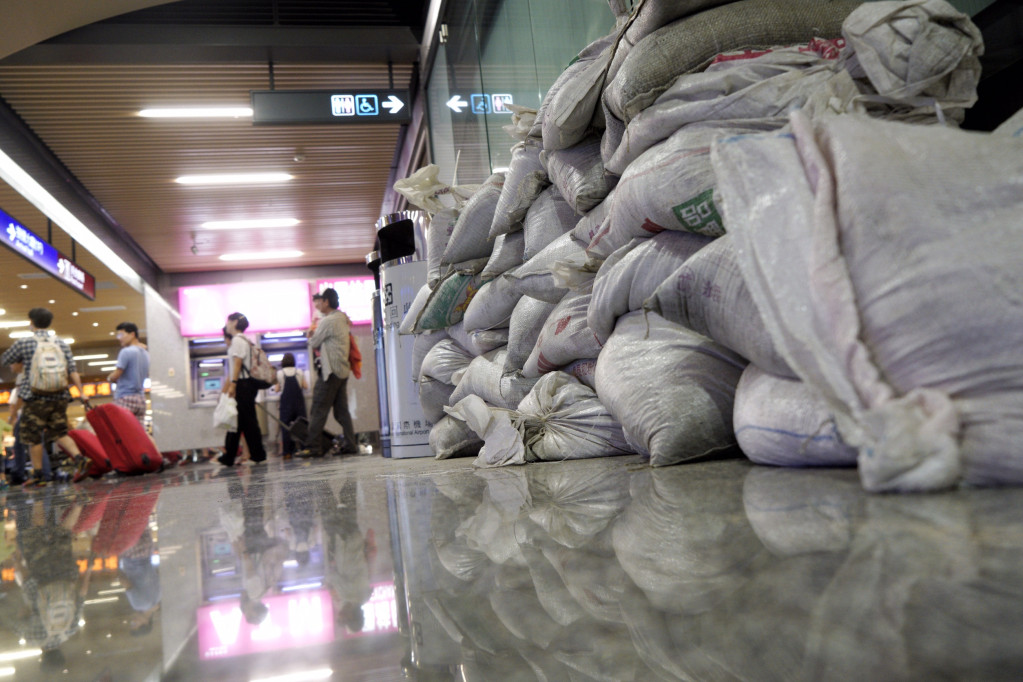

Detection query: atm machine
xmin=189 ymin=337 xmax=230 ymax=404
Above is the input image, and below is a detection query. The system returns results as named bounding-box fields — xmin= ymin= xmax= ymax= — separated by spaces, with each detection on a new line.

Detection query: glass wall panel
xmin=427 ymin=0 xmax=615 ymax=185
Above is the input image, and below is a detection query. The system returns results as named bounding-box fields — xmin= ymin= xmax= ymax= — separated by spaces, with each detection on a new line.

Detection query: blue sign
xmin=448 ymin=93 xmax=515 ymax=115
xmin=356 ymin=94 xmax=379 ymax=116
xmin=1 ymin=207 xmax=96 ymax=300
xmin=470 ymin=94 xmax=492 ymax=115
xmin=252 ymin=90 xmax=411 ymax=125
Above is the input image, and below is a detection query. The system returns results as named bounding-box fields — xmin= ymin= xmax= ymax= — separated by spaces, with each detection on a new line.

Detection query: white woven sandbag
xmin=504 ymin=296 xmax=558 ymax=373
xmin=426 ymin=207 xmax=459 ymax=288
xmin=412 ymin=329 xmax=449 ymax=383
xmin=716 ymin=112 xmax=1023 ymax=491
xmin=505 ymin=233 xmax=587 ymax=304
xmin=420 ymin=339 xmax=475 ymax=385
xmin=480 ymin=231 xmax=526 ymax=282
xmin=430 ymin=415 xmax=483 ymax=459
xmin=450 ymin=350 xmax=540 ymax=410
xmin=444 ymin=321 xmax=510 ymax=357
xmin=420 ymin=377 xmax=456 ymax=425
xmin=614 ymin=0 xmax=742 ymax=58
xmin=607 ymin=63 xmax=853 ymax=175
xmin=445 ymin=372 xmax=633 ymax=467
xmin=523 ymin=286 xmax=603 ymax=377
xmin=412 ymin=268 xmax=485 ymax=332
xmin=462 ymin=276 xmax=518 ymax=331
xmin=602 ymin=126 xmax=751 ymax=249
xmin=598 ymin=89 xmax=626 ymax=161
xmin=490 ymin=140 xmax=549 ymax=238
xmin=595 ymin=311 xmax=747 ymax=466
xmin=570 ymin=188 xmax=615 ymax=249
xmin=517 ymin=372 xmax=633 ymax=462
xmin=541 ymin=136 xmax=615 ymax=214
xmin=441 ymin=173 xmax=505 ymax=265
xmin=589 ymin=231 xmax=712 ymax=344
xmin=606 ymin=0 xmax=858 ymax=123
xmin=502 ymin=104 xmax=539 ymax=143
xmin=541 ymin=37 xmax=615 ymax=151
xmin=644 ymin=233 xmax=794 ymax=378
xmin=399 ymin=283 xmax=434 ymax=335
xmin=523 ymin=186 xmax=579 ymax=261
xmin=841 ymin=0 xmax=982 ymax=123
xmin=562 ymin=358 xmax=598 ymax=390
xmin=734 ymin=364 xmax=858 ymax=467
xmin=468 ymin=328 xmax=509 ymax=355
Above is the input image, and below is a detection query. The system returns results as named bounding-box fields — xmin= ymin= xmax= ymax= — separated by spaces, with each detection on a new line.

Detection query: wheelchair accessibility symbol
xmin=356 ymin=94 xmax=379 ymax=116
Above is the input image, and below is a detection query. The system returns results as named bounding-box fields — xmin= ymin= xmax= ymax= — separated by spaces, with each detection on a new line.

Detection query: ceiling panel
xmin=0 ymin=60 xmax=414 ymax=272
xmin=0 ymin=0 xmax=426 ymax=278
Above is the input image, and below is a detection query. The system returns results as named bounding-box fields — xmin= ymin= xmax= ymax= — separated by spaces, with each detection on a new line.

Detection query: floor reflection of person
xmin=8 ymin=491 xmax=91 ymax=673
xmin=315 ymin=478 xmax=377 ymax=633
xmin=119 ymin=528 xmax=160 ymax=636
xmin=220 ymin=471 xmax=286 ymax=625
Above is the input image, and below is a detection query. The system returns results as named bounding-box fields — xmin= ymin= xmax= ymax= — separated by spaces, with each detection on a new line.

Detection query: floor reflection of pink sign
xmin=343 ymin=583 xmax=400 ymax=639
xmin=198 ymin=590 xmax=335 ymax=660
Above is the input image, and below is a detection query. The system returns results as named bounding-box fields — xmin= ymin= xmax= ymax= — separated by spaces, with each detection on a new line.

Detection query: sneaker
xmin=22 ymin=476 xmax=49 ymax=489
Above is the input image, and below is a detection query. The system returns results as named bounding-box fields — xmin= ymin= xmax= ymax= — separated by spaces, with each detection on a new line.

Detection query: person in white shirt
xmin=221 ymin=312 xmax=266 ymax=467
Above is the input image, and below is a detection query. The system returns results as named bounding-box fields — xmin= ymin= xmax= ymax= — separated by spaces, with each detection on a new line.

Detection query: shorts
xmin=19 ymin=399 xmax=70 ymax=446
xmin=114 ymin=394 xmax=147 ymax=424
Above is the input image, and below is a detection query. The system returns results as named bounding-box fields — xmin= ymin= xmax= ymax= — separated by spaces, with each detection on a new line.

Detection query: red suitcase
xmin=66 ymin=429 xmax=112 ymax=479
xmin=86 ymin=404 xmax=163 ymax=475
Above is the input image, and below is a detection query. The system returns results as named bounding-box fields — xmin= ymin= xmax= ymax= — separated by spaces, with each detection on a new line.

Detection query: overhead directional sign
xmin=1 ymin=206 xmax=96 ymax=300
xmin=446 ymin=93 xmax=515 ymax=115
xmin=251 ymin=90 xmax=411 ymax=125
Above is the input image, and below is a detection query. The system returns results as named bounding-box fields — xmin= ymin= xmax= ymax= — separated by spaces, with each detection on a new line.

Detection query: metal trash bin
xmin=376 ymin=211 xmax=432 ymax=459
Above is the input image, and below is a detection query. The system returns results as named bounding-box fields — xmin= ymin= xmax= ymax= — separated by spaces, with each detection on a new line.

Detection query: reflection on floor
xmin=0 ymin=453 xmax=1021 ymax=681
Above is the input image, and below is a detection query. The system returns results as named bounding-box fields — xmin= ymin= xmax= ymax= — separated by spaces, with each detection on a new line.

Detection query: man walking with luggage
xmin=1 ymin=308 xmax=89 ymax=487
xmin=107 ymin=322 xmax=150 ymax=426
xmin=303 ymin=288 xmax=357 ymax=456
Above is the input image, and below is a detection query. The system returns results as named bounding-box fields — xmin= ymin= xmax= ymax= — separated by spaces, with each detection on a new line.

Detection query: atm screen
xmin=204 ymin=378 xmax=223 ymax=391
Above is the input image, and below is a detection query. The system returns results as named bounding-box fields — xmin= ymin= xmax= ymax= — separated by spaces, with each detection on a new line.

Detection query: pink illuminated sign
xmin=178 ymin=280 xmax=313 ymax=336
xmin=197 ymin=589 xmax=335 ymax=660
xmin=315 ymin=277 xmax=375 ymax=325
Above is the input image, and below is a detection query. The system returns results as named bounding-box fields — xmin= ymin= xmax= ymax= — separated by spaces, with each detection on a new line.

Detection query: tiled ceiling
xmin=0 ymin=0 xmax=426 ymax=350
xmin=0 ymin=0 xmax=426 ymax=274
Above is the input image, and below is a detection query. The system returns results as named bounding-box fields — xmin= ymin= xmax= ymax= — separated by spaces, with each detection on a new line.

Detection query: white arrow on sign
xmin=382 ymin=95 xmax=405 ymax=114
xmin=446 ymin=95 xmax=468 ymax=113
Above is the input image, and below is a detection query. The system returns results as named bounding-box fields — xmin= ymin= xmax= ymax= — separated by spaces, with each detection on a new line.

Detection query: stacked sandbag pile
xmin=397 ymin=0 xmax=989 ymax=480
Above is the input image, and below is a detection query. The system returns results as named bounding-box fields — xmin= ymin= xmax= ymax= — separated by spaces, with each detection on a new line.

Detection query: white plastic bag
xmin=213 ymin=394 xmax=238 ymax=431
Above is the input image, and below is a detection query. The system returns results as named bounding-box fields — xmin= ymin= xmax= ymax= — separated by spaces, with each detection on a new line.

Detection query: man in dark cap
xmin=304 ymin=289 xmax=357 ymax=456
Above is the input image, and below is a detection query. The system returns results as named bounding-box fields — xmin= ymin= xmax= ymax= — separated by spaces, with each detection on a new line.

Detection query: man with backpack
xmin=1 ymin=308 xmax=89 ymax=487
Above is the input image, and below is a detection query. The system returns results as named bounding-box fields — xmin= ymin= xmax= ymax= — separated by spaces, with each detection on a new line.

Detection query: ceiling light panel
xmin=175 ymin=173 xmax=293 ymax=186
xmin=201 ymin=218 xmax=300 ymax=230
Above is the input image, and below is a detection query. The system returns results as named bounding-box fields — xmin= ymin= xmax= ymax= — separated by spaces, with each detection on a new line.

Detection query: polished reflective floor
xmin=1 ymin=453 xmax=1021 ymax=681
